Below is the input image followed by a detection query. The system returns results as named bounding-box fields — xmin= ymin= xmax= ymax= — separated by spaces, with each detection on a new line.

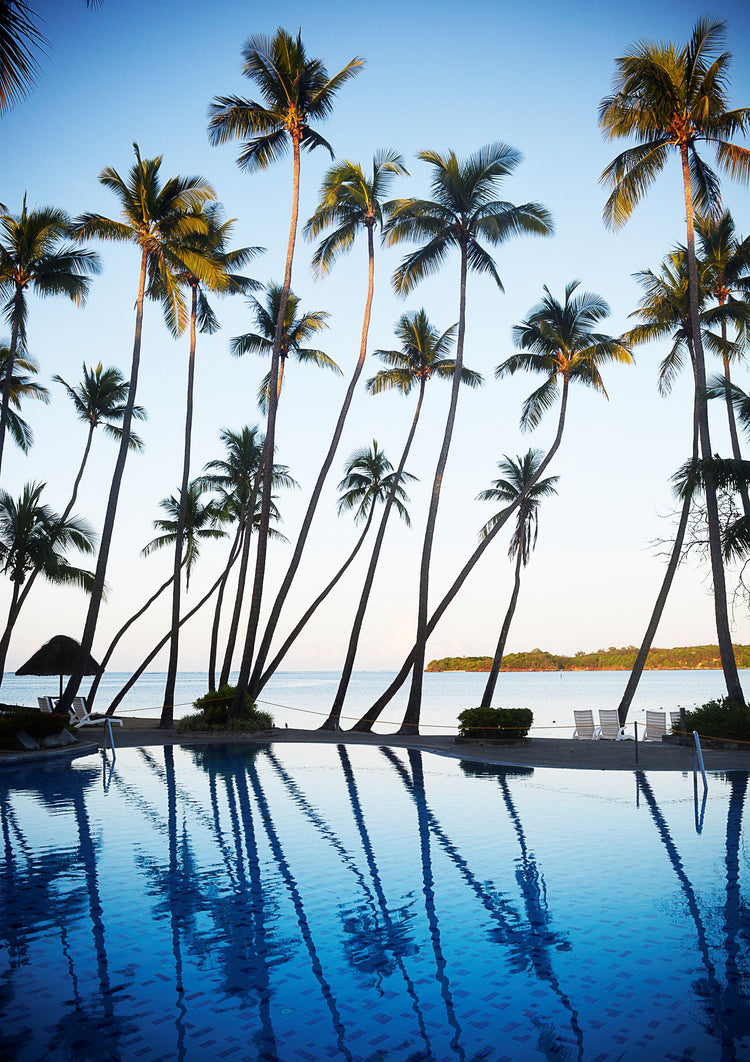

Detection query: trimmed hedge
xmin=0 ymin=709 xmax=71 ymax=749
xmin=177 ymin=685 xmax=274 ymax=732
xmin=677 ymin=696 xmax=750 ymax=742
xmin=457 ymin=706 xmax=533 ymax=741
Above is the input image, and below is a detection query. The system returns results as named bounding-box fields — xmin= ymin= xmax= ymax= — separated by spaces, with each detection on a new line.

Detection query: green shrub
xmin=0 ymin=709 xmax=71 ymax=749
xmin=177 ymin=685 xmax=274 ymax=732
xmin=457 ymin=706 xmax=533 ymax=740
xmin=677 ymin=696 xmax=750 ymax=742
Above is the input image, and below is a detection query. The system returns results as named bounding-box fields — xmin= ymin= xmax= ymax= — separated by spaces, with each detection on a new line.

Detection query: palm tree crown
xmin=141 ymin=482 xmax=227 ymax=590
xmin=0 ymin=343 xmax=48 ymax=452
xmin=0 ymin=481 xmax=95 ymax=590
xmin=497 ymin=281 xmax=633 ymax=429
xmin=336 ymin=441 xmax=415 ymax=526
xmin=208 ymin=28 xmax=364 ymax=170
xmin=54 ymin=362 xmax=146 ymax=448
xmin=304 ymin=150 xmax=408 ymax=275
xmin=477 ymin=450 xmax=559 ymax=562
xmin=367 ymin=308 xmax=480 ymax=395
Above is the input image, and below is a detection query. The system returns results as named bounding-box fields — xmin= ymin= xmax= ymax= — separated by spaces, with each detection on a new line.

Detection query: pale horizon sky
xmin=3 ymin=0 xmax=750 ymax=677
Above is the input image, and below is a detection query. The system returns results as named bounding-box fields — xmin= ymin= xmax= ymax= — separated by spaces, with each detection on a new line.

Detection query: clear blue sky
xmin=3 ymin=0 xmax=750 ymax=673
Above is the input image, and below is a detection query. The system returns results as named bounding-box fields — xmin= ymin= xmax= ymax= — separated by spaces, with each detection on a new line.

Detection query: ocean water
xmin=2 ymin=667 xmax=747 ymax=735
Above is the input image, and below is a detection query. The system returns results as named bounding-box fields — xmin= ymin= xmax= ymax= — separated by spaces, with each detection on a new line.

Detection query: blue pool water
xmin=1 ymin=744 xmax=749 ymax=1061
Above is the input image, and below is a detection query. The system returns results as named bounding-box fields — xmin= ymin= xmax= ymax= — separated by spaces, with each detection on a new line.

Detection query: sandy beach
xmin=4 ymin=715 xmax=750 ymax=772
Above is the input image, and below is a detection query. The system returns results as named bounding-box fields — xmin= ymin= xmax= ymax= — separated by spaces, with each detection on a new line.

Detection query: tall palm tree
xmin=246 ymin=149 xmax=405 ymax=701
xmin=0 ymin=342 xmax=48 ymax=453
xmin=160 ymin=202 xmax=261 ymax=724
xmin=322 ymin=308 xmax=480 ymax=729
xmin=353 ymin=281 xmax=631 ymax=732
xmin=59 ymin=145 xmax=215 ymax=717
xmin=697 ymin=211 xmax=750 ymax=512
xmin=54 ymin=362 xmax=145 ymax=521
xmin=197 ymin=426 xmax=296 ymax=690
xmin=231 ymin=283 xmax=337 ymax=410
xmin=599 ymin=15 xmax=750 ymax=706
xmin=0 ymin=197 xmax=99 ymax=479
xmin=383 ymin=144 xmax=553 ymax=734
xmin=209 ymin=29 xmax=363 ymax=717
xmin=0 ymin=481 xmax=95 ymax=685
xmin=476 ymin=451 xmax=558 ymax=709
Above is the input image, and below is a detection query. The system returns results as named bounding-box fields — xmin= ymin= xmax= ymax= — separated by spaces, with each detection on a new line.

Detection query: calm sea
xmin=3 ymin=667 xmax=747 ymax=736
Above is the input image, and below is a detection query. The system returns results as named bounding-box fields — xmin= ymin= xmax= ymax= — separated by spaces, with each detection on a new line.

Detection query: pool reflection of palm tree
xmin=383 ymin=748 xmax=583 ymax=1058
xmin=637 ymin=772 xmax=750 ymax=1051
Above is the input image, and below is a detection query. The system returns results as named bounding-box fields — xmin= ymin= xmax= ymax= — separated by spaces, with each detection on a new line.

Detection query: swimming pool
xmin=1 ymin=744 xmax=749 ymax=1061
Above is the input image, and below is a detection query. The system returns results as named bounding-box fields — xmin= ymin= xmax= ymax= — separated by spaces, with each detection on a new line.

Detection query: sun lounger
xmin=598 ymin=709 xmax=630 ymax=740
xmin=573 ymin=710 xmax=599 ymax=739
xmin=643 ymin=710 xmax=667 ymax=741
xmin=37 ymin=696 xmax=55 ymax=713
xmin=670 ymin=710 xmax=685 ymax=733
xmin=69 ymin=696 xmax=123 ymax=728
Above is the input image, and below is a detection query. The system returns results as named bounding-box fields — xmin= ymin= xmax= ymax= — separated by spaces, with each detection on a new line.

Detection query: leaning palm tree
xmin=231 ymin=283 xmax=337 ymax=411
xmin=197 ymin=425 xmax=296 ymax=690
xmin=59 ymin=145 xmax=215 ymax=717
xmin=160 ymin=202 xmax=261 ymax=724
xmin=321 ymin=308 xmax=480 ymax=729
xmin=54 ymin=362 xmax=145 ymax=521
xmin=0 ymin=342 xmax=48 ymax=453
xmin=245 ymin=149 xmax=406 ymax=702
xmin=352 ymin=281 xmax=631 ymax=732
xmin=383 ymin=144 xmax=553 ymax=734
xmin=0 ymin=197 xmax=99 ymax=479
xmin=476 ymin=451 xmax=558 ymax=708
xmin=209 ymin=28 xmax=363 ymax=716
xmin=599 ymin=15 xmax=750 ymax=706
xmin=0 ymin=481 xmax=95 ymax=685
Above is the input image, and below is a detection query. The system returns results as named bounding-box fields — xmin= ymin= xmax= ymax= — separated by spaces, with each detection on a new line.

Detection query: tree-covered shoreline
xmin=427 ymin=645 xmax=750 ymax=673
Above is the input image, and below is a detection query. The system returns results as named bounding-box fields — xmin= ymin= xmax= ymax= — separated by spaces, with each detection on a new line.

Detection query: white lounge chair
xmin=670 ymin=710 xmax=685 ymax=733
xmin=643 ymin=710 xmax=667 ymax=741
xmin=598 ymin=709 xmax=630 ymax=740
xmin=573 ymin=710 xmax=599 ymax=739
xmin=69 ymin=696 xmax=123 ymax=729
xmin=37 ymin=696 xmax=55 ymax=713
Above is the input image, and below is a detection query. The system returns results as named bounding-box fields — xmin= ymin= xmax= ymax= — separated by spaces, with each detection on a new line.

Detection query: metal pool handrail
xmin=693 ymin=730 xmax=707 ymax=793
xmin=102 ymin=716 xmax=116 ymax=763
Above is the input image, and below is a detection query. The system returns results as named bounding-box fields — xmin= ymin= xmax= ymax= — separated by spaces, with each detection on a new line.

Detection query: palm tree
xmin=197 ymin=426 xmax=296 ymax=690
xmin=160 ymin=202 xmax=261 ymax=724
xmin=209 ymin=29 xmax=363 ymax=717
xmin=245 ymin=149 xmax=405 ymax=702
xmin=0 ymin=0 xmax=46 ymax=114
xmin=476 ymin=451 xmax=558 ymax=708
xmin=60 ymin=145 xmax=215 ymax=717
xmin=54 ymin=362 xmax=145 ymax=521
xmin=0 ymin=481 xmax=95 ymax=685
xmin=599 ymin=15 xmax=750 ymax=706
xmin=0 ymin=197 xmax=99 ymax=479
xmin=141 ymin=482 xmax=227 ymax=590
xmin=383 ymin=144 xmax=553 ymax=734
xmin=353 ymin=281 xmax=631 ymax=732
xmin=697 ymin=211 xmax=750 ymax=511
xmin=231 ymin=283 xmax=337 ymax=411
xmin=322 ymin=308 xmax=480 ymax=729
xmin=0 ymin=342 xmax=48 ymax=453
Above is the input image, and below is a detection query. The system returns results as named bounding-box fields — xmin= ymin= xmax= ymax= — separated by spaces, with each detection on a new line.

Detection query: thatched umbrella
xmin=16 ymin=635 xmax=101 ymax=698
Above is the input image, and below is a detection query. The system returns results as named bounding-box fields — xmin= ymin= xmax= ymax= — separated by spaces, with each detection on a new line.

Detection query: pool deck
xmin=3 ymin=716 xmax=750 ymax=772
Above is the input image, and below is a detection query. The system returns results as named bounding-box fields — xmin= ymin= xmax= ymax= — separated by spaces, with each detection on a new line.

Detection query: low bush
xmin=457 ymin=706 xmax=533 ymax=741
xmin=678 ymin=696 xmax=750 ymax=742
xmin=0 ymin=709 xmax=71 ymax=749
xmin=177 ymin=685 xmax=274 ymax=732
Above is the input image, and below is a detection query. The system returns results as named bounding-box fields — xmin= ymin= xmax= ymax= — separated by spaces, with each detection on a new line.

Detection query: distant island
xmin=426 ymin=645 xmax=750 ymax=672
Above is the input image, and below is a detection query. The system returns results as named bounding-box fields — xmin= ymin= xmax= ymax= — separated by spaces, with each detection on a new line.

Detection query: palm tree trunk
xmin=231 ymin=134 xmax=301 ymax=717
xmin=400 ymin=248 xmax=469 ymax=735
xmin=0 ymin=577 xmax=22 ymax=688
xmin=256 ymin=507 xmax=376 ymax=692
xmin=219 ymin=472 xmax=263 ymax=687
xmin=86 ymin=571 xmax=175 ymax=711
xmin=60 ymin=424 xmax=96 ymax=523
xmin=680 ymin=144 xmax=745 ymax=706
xmin=207 ymin=529 xmax=242 ymax=692
xmin=617 ymin=394 xmax=698 ymax=725
xmin=479 ymin=548 xmax=523 ymax=709
xmin=161 ymin=283 xmax=198 ymax=724
xmin=59 ymin=245 xmax=149 ymax=718
xmin=247 ymin=222 xmax=378 ymax=700
xmin=321 ymin=379 xmax=425 ymax=729
xmin=352 ymin=378 xmax=571 ymax=732
xmin=721 ymin=328 xmax=750 ymax=519
xmin=0 ymin=291 xmax=22 ymax=482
